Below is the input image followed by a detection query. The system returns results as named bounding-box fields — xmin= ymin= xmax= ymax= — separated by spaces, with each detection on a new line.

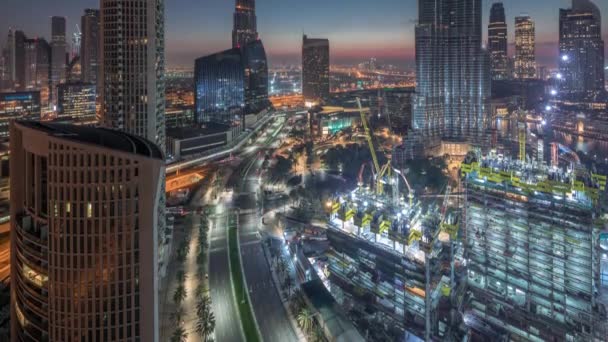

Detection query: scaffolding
xmin=463 ymin=154 xmax=607 ymax=341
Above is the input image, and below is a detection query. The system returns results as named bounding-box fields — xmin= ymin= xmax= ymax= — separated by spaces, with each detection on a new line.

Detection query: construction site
xmin=295 ymin=98 xmax=608 ymax=341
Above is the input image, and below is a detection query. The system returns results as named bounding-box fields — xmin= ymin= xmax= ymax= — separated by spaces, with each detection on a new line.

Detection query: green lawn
xmin=228 ymin=224 xmax=261 ymax=342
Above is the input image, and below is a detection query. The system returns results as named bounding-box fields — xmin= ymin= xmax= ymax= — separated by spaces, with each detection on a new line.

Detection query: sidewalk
xmin=261 ymin=238 xmax=307 ymax=342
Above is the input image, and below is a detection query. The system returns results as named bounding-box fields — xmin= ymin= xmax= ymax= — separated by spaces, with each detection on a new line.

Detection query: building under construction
xmin=462 ymin=152 xmax=608 ymax=341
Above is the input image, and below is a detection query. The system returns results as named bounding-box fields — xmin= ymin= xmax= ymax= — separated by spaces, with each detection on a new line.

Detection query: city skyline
xmin=1 ymin=0 xmax=607 ymax=68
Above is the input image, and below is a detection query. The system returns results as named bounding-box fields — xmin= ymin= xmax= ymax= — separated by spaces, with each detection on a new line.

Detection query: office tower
xmin=302 ymin=35 xmax=330 ymax=103
xmin=413 ymin=0 xmax=489 ymax=140
xmin=101 ymin=0 xmax=167 ymax=281
xmin=242 ymin=40 xmax=269 ymax=113
xmin=81 ymin=9 xmax=100 ymax=88
xmin=559 ymin=0 xmax=605 ymax=98
xmin=50 ymin=16 xmax=67 ymax=104
xmin=194 ymin=40 xmax=269 ymax=126
xmin=0 ymin=91 xmax=41 ymax=139
xmin=23 ymin=38 xmax=51 ymax=105
xmin=514 ymin=15 xmax=536 ymax=79
xmin=10 ymin=120 xmax=163 ymax=342
xmin=5 ymin=29 xmax=15 ymax=86
xmin=57 ymin=82 xmax=96 ymax=122
xmin=100 ymin=0 xmax=165 ymax=150
xmin=232 ymin=0 xmax=258 ymax=48
xmin=462 ymin=155 xmax=607 ymax=341
xmin=71 ymin=28 xmax=81 ymax=59
xmin=488 ymin=3 xmax=509 ymax=80
xmin=14 ymin=30 xmax=26 ymax=91
xmin=195 ymin=47 xmax=245 ymax=125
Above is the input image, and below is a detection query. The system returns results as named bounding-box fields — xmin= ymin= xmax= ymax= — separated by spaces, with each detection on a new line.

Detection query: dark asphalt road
xmin=237 ymin=158 xmax=298 ymax=342
xmin=209 ymin=208 xmax=244 ymax=342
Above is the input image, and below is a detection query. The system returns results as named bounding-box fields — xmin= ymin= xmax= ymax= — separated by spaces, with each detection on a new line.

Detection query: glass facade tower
xmin=413 ymin=0 xmax=489 ymax=141
xmin=488 ymin=3 xmax=509 ymax=80
xmin=559 ymin=0 xmax=604 ymax=99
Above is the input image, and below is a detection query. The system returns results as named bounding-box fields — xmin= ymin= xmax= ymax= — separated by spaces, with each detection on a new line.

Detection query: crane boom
xmin=356 ymin=97 xmax=381 ymax=174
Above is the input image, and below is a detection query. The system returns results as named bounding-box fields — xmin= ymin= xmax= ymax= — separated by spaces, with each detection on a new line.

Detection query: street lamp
xmin=562 ymin=55 xmax=569 ymax=62
xmin=550 ymin=89 xmax=557 ymax=96
xmin=545 ymin=105 xmax=552 ymax=111
xmin=556 ymin=73 xmax=563 ymax=80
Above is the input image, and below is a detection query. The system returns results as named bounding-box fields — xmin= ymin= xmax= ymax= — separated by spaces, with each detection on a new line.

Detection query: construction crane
xmin=356 ymin=97 xmax=388 ymax=194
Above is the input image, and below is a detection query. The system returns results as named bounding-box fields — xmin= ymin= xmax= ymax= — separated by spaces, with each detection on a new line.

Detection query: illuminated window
xmin=66 ymin=202 xmax=71 ymax=213
xmin=87 ymin=203 xmax=92 ymax=218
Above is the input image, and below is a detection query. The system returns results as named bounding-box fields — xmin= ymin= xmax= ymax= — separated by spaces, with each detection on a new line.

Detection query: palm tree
xmin=171 ymin=326 xmax=188 ymax=342
xmin=297 ymin=308 xmax=315 ymax=334
xmin=173 ymin=285 xmax=187 ymax=306
xmin=283 ymin=275 xmax=294 ymax=297
xmin=170 ymin=307 xmax=184 ymax=325
xmin=195 ymin=299 xmax=216 ymax=341
xmin=176 ymin=270 xmax=186 ymax=283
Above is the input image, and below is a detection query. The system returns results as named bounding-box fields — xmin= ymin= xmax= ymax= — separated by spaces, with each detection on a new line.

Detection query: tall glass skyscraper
xmin=194 ymin=40 xmax=269 ymax=125
xmin=232 ymin=0 xmax=258 ymax=48
xmin=488 ymin=3 xmax=509 ymax=80
xmin=302 ymin=35 xmax=330 ymax=103
xmin=514 ymin=15 xmax=536 ymax=79
xmin=50 ymin=16 xmax=66 ymax=105
xmin=413 ymin=0 xmax=489 ymax=141
xmin=559 ymin=0 xmax=605 ymax=99
xmin=81 ymin=9 xmax=100 ymax=89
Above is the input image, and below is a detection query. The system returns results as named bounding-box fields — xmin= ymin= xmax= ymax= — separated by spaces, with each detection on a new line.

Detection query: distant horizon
xmin=1 ymin=0 xmax=607 ymax=69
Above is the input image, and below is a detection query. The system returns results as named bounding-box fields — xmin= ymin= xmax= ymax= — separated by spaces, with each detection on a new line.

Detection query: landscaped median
xmin=228 ymin=222 xmax=261 ymax=342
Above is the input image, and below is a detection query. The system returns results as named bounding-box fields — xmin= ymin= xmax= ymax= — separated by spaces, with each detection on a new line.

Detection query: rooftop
xmin=16 ymin=121 xmax=164 ymax=160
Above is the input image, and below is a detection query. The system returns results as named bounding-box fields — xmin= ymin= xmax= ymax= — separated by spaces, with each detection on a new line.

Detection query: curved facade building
xmin=194 ymin=40 xmax=269 ymax=125
xmin=488 ymin=3 xmax=509 ymax=80
xmin=10 ymin=121 xmax=164 ymax=342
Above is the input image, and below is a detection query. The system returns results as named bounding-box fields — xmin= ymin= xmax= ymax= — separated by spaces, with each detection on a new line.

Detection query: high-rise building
xmin=514 ymin=15 xmax=536 ymax=79
xmin=462 ymin=154 xmax=607 ymax=341
xmin=10 ymin=120 xmax=164 ymax=342
xmin=302 ymin=35 xmax=330 ymax=103
xmin=100 ymin=0 xmax=165 ymax=150
xmin=101 ymin=0 xmax=167 ymax=280
xmin=194 ymin=40 xmax=269 ymax=126
xmin=14 ymin=30 xmax=26 ymax=91
xmin=0 ymin=91 xmax=40 ymax=139
xmin=488 ymin=3 xmax=509 ymax=80
xmin=232 ymin=0 xmax=258 ymax=49
xmin=559 ymin=0 xmax=605 ymax=98
xmin=81 ymin=9 xmax=100 ymax=89
xmin=50 ymin=16 xmax=67 ymax=104
xmin=5 ymin=29 xmax=16 ymax=87
xmin=57 ymin=82 xmax=96 ymax=122
xmin=242 ymin=40 xmax=269 ymax=113
xmin=23 ymin=38 xmax=51 ymax=105
xmin=412 ymin=0 xmax=489 ymax=141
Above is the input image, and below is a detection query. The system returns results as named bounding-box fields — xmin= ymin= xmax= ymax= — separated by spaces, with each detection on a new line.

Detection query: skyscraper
xmin=100 ymin=0 xmax=165 ymax=150
xmin=57 ymin=82 xmax=96 ymax=122
xmin=232 ymin=0 xmax=258 ymax=48
xmin=5 ymin=29 xmax=15 ymax=87
xmin=81 ymin=9 xmax=100 ymax=88
xmin=302 ymin=35 xmax=330 ymax=103
xmin=13 ymin=30 xmax=26 ymax=91
xmin=50 ymin=16 xmax=67 ymax=104
xmin=412 ymin=0 xmax=489 ymax=141
xmin=194 ymin=40 xmax=269 ymax=126
xmin=559 ymin=0 xmax=605 ymax=98
xmin=101 ymin=0 xmax=167 ymax=282
xmin=514 ymin=15 xmax=536 ymax=79
xmin=9 ymin=120 xmax=164 ymax=342
xmin=23 ymin=38 xmax=51 ymax=105
xmin=488 ymin=3 xmax=509 ymax=80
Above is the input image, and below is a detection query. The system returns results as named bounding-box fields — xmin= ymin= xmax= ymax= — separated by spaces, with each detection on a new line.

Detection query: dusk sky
xmin=1 ymin=0 xmax=607 ymax=68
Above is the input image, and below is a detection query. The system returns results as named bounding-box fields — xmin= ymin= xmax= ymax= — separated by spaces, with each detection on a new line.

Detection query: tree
xmin=196 ymin=295 xmax=216 ymax=341
xmin=176 ymin=270 xmax=186 ymax=283
xmin=297 ymin=308 xmax=315 ymax=334
xmin=173 ymin=285 xmax=187 ymax=306
xmin=277 ymin=256 xmax=289 ymax=277
xmin=283 ymin=275 xmax=294 ymax=297
xmin=170 ymin=307 xmax=184 ymax=325
xmin=171 ymin=326 xmax=188 ymax=342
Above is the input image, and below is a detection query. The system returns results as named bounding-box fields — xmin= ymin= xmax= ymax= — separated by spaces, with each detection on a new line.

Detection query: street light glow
xmin=550 ymin=89 xmax=557 ymax=96
xmin=562 ymin=55 xmax=569 ymax=61
xmin=545 ymin=105 xmax=552 ymax=111
xmin=556 ymin=73 xmax=563 ymax=79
